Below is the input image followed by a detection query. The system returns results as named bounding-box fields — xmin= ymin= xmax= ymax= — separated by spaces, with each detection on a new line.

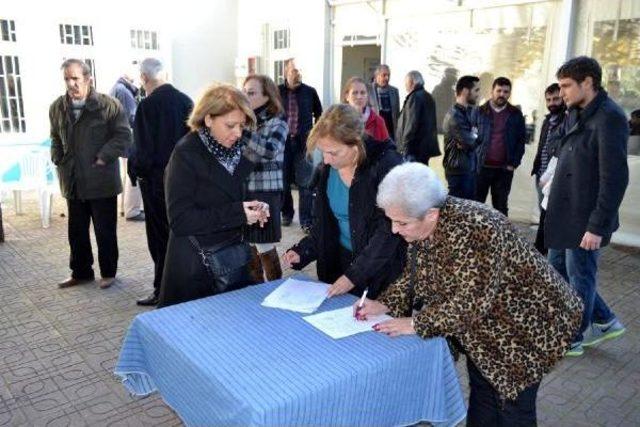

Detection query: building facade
xmin=236 ymin=0 xmax=639 ymax=246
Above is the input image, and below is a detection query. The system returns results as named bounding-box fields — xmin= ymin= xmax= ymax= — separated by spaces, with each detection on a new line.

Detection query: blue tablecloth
xmin=115 ymin=279 xmax=466 ymax=426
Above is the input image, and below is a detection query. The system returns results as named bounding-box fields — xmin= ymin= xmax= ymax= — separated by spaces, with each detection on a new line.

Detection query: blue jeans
xmin=547 ymin=248 xmax=615 ymax=342
xmin=446 ymin=173 xmax=476 ymax=200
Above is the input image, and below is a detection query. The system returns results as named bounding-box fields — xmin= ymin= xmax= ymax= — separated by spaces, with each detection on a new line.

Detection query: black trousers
xmin=476 ymin=167 xmax=514 ymax=216
xmin=467 ymin=359 xmax=539 ymax=427
xmin=67 ymin=196 xmax=118 ymax=280
xmin=282 ymin=135 xmax=314 ymax=227
xmin=139 ymin=175 xmax=169 ymax=295
xmin=446 ymin=173 xmax=476 ymax=200
xmin=534 ymin=208 xmax=547 ymax=255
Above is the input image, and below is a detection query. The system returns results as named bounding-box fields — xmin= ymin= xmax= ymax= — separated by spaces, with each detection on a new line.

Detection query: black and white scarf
xmin=197 ymin=126 xmax=246 ymax=174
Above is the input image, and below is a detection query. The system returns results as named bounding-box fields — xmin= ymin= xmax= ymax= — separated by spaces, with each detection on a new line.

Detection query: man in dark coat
xmin=396 ymin=70 xmax=440 ymax=165
xmin=474 ymin=77 xmax=526 ymax=217
xmin=278 ymin=59 xmax=323 ymax=233
xmin=50 ymin=59 xmax=130 ymax=289
xmin=129 ymin=58 xmax=193 ymax=306
xmin=546 ymin=56 xmax=629 ymax=356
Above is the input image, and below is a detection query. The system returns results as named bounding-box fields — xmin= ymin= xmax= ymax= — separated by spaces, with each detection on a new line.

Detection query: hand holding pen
xmin=354 ymin=288 xmax=368 ymax=321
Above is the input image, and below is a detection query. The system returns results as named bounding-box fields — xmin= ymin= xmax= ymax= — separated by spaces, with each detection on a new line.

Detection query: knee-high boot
xmin=260 ymin=247 xmax=283 ymax=281
xmin=248 ymin=246 xmax=265 ymax=283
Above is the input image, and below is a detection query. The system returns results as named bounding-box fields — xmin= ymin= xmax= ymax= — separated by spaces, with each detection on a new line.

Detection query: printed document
xmin=303 ymin=306 xmax=393 ymax=339
xmin=262 ymin=278 xmax=329 ymax=314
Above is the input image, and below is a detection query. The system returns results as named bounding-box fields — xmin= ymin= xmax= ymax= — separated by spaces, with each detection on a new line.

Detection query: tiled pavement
xmin=0 ymin=194 xmax=638 ymax=426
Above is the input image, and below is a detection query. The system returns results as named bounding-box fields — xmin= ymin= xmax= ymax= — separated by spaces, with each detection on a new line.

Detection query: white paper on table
xmin=303 ymin=306 xmax=393 ymax=339
xmin=261 ymin=278 xmax=330 ymax=314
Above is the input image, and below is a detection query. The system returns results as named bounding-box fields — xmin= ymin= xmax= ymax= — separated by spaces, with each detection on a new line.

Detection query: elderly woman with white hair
xmin=356 ymin=162 xmax=583 ymax=426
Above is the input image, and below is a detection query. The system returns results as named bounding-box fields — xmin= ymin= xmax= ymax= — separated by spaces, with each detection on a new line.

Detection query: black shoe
xmin=137 ymin=292 xmax=159 ymax=306
xmin=282 ymin=216 xmax=293 ymax=226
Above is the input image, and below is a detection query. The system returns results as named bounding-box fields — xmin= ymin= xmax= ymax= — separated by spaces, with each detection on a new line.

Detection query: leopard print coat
xmin=378 ymin=197 xmax=583 ymax=401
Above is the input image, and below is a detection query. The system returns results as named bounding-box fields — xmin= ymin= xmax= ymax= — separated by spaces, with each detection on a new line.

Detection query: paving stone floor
xmin=0 ymin=193 xmax=638 ymax=426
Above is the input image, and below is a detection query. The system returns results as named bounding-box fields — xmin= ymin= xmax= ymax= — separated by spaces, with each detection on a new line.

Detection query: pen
xmin=355 ymin=288 xmax=368 ymax=319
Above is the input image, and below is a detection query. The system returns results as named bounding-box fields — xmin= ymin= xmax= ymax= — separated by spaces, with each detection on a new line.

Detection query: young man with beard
xmin=475 ymin=77 xmax=527 ymax=216
xmin=442 ymin=75 xmax=481 ymax=200
xmin=531 ymin=83 xmax=565 ymax=254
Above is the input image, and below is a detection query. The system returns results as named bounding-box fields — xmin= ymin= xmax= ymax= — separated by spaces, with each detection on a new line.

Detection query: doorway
xmin=340 ymin=44 xmax=381 ymax=94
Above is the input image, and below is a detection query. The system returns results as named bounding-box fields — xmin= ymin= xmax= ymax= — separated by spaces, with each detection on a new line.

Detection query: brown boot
xmin=260 ymin=248 xmax=283 ymax=281
xmin=248 ymin=246 xmax=265 ymax=283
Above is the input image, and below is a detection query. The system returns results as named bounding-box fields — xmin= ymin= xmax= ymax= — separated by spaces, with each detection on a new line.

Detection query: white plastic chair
xmin=6 ymin=151 xmax=56 ymax=228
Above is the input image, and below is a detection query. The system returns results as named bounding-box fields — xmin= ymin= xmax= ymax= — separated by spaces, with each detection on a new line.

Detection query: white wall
xmin=0 ymin=0 xmax=238 ymax=147
xmin=236 ymin=0 xmax=328 ymax=105
xmin=170 ymin=0 xmax=239 ymax=100
xmin=0 ymin=0 xmax=174 ymax=146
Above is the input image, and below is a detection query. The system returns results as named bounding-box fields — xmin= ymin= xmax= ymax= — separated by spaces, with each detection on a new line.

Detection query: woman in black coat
xmin=283 ymin=104 xmax=406 ymax=299
xmin=158 ymin=84 xmax=269 ymax=307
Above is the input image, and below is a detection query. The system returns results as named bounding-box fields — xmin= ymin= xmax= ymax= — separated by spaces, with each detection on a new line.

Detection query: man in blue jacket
xmin=475 ymin=77 xmax=526 ymax=216
xmin=546 ymin=56 xmax=628 ymax=356
xmin=110 ymin=74 xmax=144 ymax=221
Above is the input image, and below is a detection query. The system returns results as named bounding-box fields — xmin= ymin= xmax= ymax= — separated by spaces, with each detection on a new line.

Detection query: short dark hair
xmin=492 ymin=77 xmax=512 ymax=89
xmin=544 ymin=83 xmax=560 ymax=95
xmin=455 ymin=75 xmax=480 ymax=96
xmin=556 ymin=56 xmax=602 ymax=90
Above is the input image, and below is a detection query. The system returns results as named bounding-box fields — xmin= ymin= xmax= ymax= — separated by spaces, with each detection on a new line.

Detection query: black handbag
xmin=188 ymin=235 xmax=255 ymax=294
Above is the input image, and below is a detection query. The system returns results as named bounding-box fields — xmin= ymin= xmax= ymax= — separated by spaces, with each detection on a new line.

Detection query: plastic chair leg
xmin=13 ymin=190 xmax=23 ymax=215
xmin=40 ymin=189 xmax=51 ymax=228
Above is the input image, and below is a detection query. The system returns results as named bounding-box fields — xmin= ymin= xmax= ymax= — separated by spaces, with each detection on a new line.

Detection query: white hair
xmin=406 ymin=70 xmax=424 ymax=87
xmin=376 ymin=162 xmax=448 ymax=218
xmin=140 ymin=57 xmax=164 ymax=80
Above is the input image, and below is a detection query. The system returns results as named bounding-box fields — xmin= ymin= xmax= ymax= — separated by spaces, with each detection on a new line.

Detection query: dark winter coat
xmin=545 ymin=91 xmax=629 ymax=249
xmin=278 ymin=82 xmax=322 ymax=146
xmin=442 ymin=103 xmax=480 ymax=175
xmin=289 ymin=137 xmax=406 ymax=299
xmin=158 ymin=132 xmax=254 ymax=307
xmin=396 ymin=84 xmax=440 ymax=164
xmin=49 ymin=89 xmax=130 ymax=200
xmin=129 ymin=84 xmax=193 ymax=181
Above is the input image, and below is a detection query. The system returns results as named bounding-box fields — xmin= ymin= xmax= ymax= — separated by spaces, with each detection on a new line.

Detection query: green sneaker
xmin=583 ymin=319 xmax=626 ymax=348
xmin=565 ymin=342 xmax=584 ymax=357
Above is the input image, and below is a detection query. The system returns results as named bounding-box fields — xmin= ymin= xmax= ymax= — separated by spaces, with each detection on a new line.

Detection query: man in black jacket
xmin=278 ymin=59 xmax=323 ymax=232
xmin=531 ymin=83 xmax=564 ymax=254
xmin=130 ymin=58 xmax=193 ymax=306
xmin=475 ymin=77 xmax=526 ymax=217
xmin=546 ymin=56 xmax=629 ymax=356
xmin=396 ymin=70 xmax=440 ymax=165
xmin=443 ymin=75 xmax=480 ymax=200
xmin=50 ymin=59 xmax=130 ymax=290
